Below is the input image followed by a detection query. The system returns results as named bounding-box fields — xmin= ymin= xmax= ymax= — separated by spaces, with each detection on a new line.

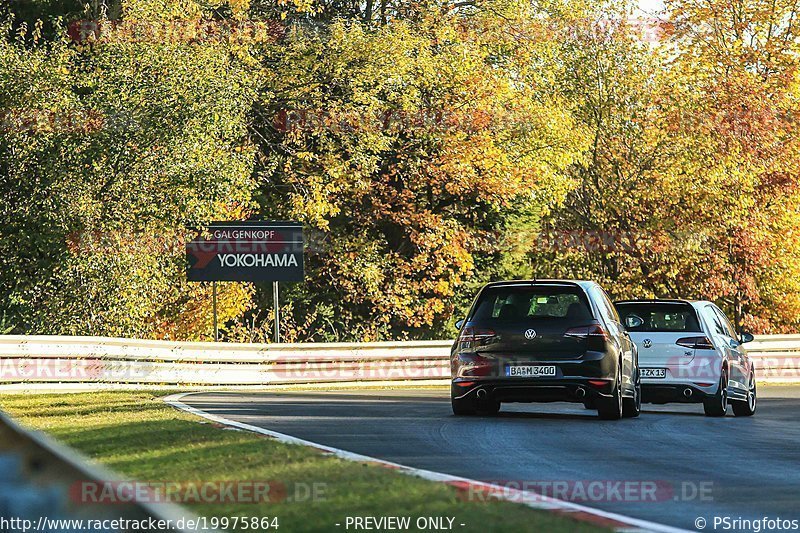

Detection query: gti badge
xmin=524 ymin=329 xmax=537 ymax=340
xmin=643 ymin=339 xmax=653 ymax=348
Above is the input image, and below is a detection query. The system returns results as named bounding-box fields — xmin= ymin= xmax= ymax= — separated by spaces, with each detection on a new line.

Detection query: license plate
xmin=506 ymin=365 xmax=557 ymax=377
xmin=641 ymin=368 xmax=667 ymax=379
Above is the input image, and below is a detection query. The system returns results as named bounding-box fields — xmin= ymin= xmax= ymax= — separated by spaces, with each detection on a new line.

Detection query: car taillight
xmin=676 ymin=336 xmax=714 ymax=350
xmin=564 ymin=324 xmax=609 ymax=339
xmin=459 ymin=327 xmax=497 ymax=345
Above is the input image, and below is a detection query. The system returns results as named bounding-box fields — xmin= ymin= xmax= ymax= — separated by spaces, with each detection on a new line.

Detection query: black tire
xmin=703 ymin=369 xmax=728 ymax=417
xmin=622 ymin=372 xmax=641 ymax=418
xmin=582 ymin=398 xmax=596 ymax=410
xmin=452 ymin=396 xmax=477 ymax=416
xmin=732 ymin=371 xmax=757 ymax=417
xmin=597 ymin=374 xmax=623 ymax=420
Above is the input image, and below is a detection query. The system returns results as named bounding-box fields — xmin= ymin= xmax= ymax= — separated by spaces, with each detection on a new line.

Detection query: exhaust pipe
xmin=476 ymin=389 xmax=487 ymax=399
xmin=683 ymin=388 xmax=693 ymax=398
xmin=575 ymin=387 xmax=586 ymax=399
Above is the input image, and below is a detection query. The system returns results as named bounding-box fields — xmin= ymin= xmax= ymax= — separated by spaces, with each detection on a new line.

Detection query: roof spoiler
xmin=485 ymin=280 xmax=583 ymax=289
xmin=614 ymin=299 xmax=694 ymax=305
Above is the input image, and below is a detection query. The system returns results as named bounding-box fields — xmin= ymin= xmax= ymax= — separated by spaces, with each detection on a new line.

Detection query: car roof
xmin=483 ymin=279 xmax=598 ymax=290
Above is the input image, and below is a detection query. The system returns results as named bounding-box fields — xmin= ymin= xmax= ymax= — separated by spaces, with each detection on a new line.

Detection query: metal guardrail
xmin=0 ymin=336 xmax=452 ymax=385
xmin=0 ymin=334 xmax=798 ymax=386
xmin=0 ymin=411 xmax=210 ymax=532
xmin=741 ymin=334 xmax=800 ymax=382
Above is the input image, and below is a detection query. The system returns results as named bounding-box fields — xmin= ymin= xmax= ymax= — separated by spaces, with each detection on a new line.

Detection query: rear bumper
xmin=641 ymin=383 xmax=713 ymax=404
xmin=451 ymin=378 xmax=615 ymax=403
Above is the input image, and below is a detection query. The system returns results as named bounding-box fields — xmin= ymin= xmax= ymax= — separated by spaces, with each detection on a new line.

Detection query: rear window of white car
xmin=615 ymin=303 xmax=702 ymax=332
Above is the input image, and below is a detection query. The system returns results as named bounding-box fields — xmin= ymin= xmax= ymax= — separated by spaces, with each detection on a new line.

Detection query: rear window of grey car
xmin=615 ymin=303 xmax=702 ymax=332
xmin=470 ymin=285 xmax=593 ymax=323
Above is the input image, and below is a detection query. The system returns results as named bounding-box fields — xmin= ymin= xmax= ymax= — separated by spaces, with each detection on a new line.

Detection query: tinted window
xmin=471 ymin=285 xmax=593 ymax=324
xmin=615 ymin=303 xmax=702 ymax=332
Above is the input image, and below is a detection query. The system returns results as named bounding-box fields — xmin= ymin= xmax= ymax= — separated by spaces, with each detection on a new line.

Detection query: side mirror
xmin=455 ymin=319 xmax=464 ymax=330
xmin=739 ymin=332 xmax=754 ymax=344
xmin=625 ymin=314 xmax=644 ymax=329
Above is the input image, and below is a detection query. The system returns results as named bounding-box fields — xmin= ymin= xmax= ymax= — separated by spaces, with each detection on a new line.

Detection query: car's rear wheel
xmin=622 ymin=372 xmax=641 ymax=418
xmin=451 ymin=396 xmax=477 ymax=416
xmin=582 ymin=398 xmax=596 ymax=410
xmin=732 ymin=371 xmax=757 ymax=417
xmin=597 ymin=374 xmax=623 ymax=420
xmin=703 ymin=369 xmax=728 ymax=417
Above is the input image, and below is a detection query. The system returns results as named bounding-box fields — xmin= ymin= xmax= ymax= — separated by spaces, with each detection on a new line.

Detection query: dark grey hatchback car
xmin=451 ymin=280 xmax=640 ymax=419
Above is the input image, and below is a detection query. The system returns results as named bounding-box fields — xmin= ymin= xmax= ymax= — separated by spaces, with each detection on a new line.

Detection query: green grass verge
xmin=1 ymin=391 xmax=607 ymax=532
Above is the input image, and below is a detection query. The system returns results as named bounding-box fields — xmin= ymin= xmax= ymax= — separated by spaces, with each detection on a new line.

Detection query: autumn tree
xmin=531 ymin=3 xmax=699 ymax=296
xmin=663 ymin=0 xmax=800 ymax=332
xmin=5 ymin=0 xmax=798 ymax=340
xmin=0 ymin=1 xmax=258 ymax=338
xmin=247 ymin=3 xmax=587 ymax=341
xmin=534 ymin=0 xmax=800 ymax=333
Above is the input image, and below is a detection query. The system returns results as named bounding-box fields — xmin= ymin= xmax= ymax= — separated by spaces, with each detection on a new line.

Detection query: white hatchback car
xmin=614 ymin=299 xmax=757 ymax=417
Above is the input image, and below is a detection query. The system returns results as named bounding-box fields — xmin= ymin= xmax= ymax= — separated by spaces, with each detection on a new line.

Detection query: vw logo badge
xmin=524 ymin=329 xmax=537 ymax=340
xmin=643 ymin=339 xmax=653 ymax=348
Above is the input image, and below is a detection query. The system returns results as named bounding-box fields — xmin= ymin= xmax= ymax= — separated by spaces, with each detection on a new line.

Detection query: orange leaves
xmin=155 ymin=281 xmax=254 ymax=341
xmin=253 ymin=11 xmax=584 ymax=338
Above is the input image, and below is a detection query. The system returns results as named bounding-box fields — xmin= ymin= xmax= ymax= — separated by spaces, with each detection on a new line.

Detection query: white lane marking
xmin=164 ymin=392 xmax=691 ymax=533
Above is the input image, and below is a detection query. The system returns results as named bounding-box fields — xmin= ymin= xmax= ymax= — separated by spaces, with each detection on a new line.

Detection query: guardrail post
xmin=212 ymin=281 xmax=219 ymax=342
xmin=273 ymin=281 xmax=280 ymax=343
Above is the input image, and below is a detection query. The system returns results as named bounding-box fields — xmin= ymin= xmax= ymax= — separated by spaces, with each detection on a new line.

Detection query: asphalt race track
xmin=183 ymin=387 xmax=800 ymax=531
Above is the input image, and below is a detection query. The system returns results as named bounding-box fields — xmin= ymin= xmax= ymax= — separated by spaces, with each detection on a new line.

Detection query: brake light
xmin=459 ymin=327 xmax=497 ymax=345
xmin=564 ymin=324 xmax=609 ymax=339
xmin=676 ymin=336 xmax=714 ymax=350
